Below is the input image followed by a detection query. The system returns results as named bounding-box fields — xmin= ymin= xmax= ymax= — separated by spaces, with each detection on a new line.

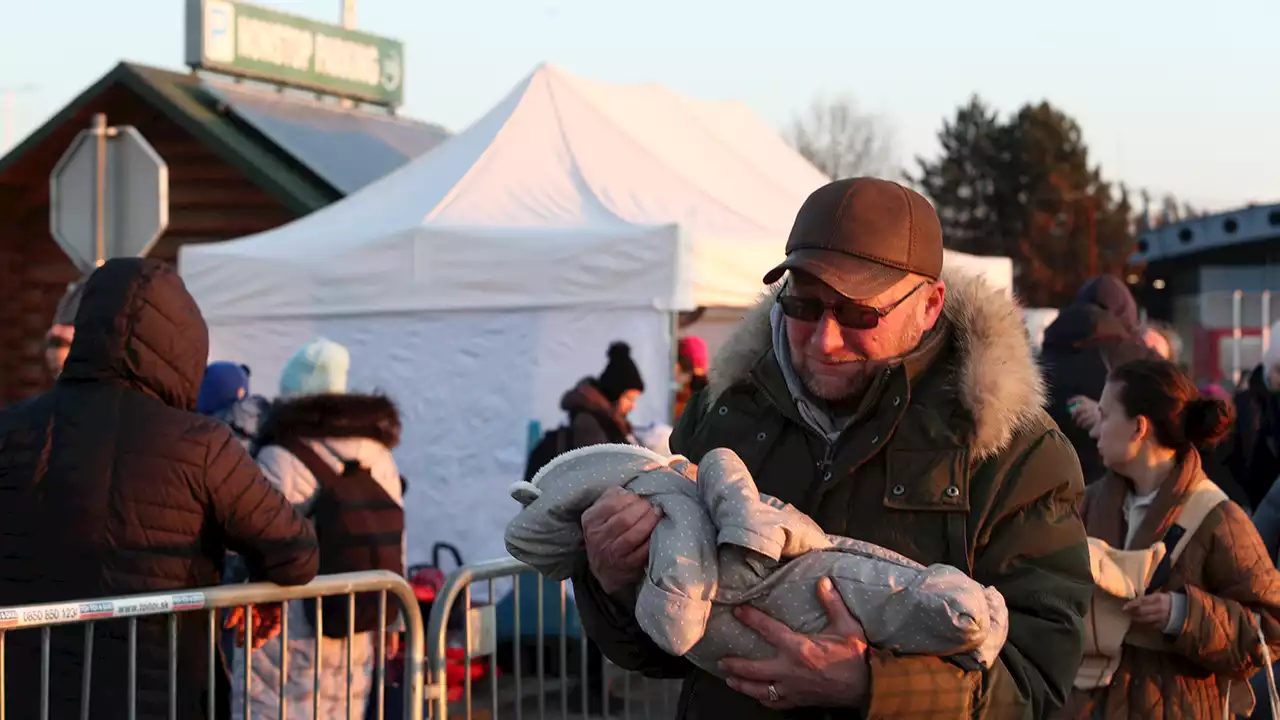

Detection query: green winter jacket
xmin=572 ymin=270 xmax=1092 ymax=719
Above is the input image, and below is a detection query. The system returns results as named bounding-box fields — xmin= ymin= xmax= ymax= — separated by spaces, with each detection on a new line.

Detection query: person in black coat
xmin=0 ymin=258 xmax=319 ymax=719
xmin=560 ymin=341 xmax=646 ymax=450
xmin=1040 ymin=275 xmax=1156 ymax=484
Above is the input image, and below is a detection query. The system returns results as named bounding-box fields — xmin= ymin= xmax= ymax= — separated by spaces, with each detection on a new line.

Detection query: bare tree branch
xmin=787 ymin=93 xmax=898 ymax=180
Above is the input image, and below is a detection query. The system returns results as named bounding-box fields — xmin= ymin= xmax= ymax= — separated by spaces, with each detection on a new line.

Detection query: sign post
xmin=49 ymin=114 xmax=169 ymax=273
xmin=92 ymin=113 xmax=107 ymax=267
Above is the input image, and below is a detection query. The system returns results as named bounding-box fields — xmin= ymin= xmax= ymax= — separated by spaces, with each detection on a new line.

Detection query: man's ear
xmin=922 ymin=280 xmax=947 ymax=331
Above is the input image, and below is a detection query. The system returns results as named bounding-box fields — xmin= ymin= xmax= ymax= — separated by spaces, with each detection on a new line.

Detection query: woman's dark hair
xmin=1109 ymin=358 xmax=1235 ymax=451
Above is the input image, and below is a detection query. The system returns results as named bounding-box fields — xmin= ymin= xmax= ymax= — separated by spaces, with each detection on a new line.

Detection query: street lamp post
xmin=1 ymin=84 xmax=37 ymax=154
xmin=338 ymin=1 xmax=357 ymax=109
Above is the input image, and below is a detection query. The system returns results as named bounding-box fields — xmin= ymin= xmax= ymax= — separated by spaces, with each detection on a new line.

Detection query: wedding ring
xmin=767 ymin=684 xmax=780 ymax=702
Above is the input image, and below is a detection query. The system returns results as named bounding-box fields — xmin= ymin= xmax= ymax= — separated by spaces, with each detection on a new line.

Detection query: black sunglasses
xmin=777 ymin=281 xmax=928 ymax=330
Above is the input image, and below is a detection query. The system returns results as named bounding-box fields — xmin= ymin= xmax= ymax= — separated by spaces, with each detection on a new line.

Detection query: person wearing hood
xmin=562 ymin=342 xmax=646 ymax=449
xmin=198 ymin=361 xmax=272 ymax=450
xmin=1040 ymin=275 xmax=1157 ymax=484
xmin=0 ymin=258 xmax=319 ymax=719
xmin=233 ymin=337 xmax=406 ymax=720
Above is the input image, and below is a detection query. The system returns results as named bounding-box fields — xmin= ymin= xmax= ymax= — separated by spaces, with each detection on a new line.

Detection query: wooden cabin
xmin=0 ymin=62 xmax=447 ymax=405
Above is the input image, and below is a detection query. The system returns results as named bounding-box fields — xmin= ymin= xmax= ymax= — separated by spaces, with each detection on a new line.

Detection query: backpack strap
xmin=279 ymin=437 xmax=344 ymax=490
xmin=1148 ymin=479 xmax=1229 ymax=590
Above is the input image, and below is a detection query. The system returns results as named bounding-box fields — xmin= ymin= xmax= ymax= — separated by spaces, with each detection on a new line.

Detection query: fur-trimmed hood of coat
xmin=707 ymin=269 xmax=1045 ymax=461
xmin=257 ymin=393 xmax=401 ymax=450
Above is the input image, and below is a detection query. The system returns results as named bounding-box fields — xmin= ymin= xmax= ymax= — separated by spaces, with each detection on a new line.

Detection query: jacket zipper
xmin=818 ymin=441 xmax=836 ymax=484
xmin=798 ymin=441 xmax=837 ymax=516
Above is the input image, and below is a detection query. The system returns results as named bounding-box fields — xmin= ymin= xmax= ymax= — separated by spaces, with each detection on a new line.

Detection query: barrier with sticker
xmin=0 ymin=591 xmax=207 ymax=630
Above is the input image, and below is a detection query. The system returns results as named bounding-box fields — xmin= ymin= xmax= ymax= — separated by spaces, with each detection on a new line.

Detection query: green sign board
xmin=184 ymin=0 xmax=404 ymax=106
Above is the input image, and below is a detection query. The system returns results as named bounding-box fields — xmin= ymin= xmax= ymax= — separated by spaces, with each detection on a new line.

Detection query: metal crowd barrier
xmin=0 ymin=570 xmax=425 ymax=720
xmin=426 ymin=557 xmax=680 ymax=720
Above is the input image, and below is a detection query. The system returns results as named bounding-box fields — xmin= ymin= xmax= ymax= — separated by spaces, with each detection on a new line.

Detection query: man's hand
xmin=223 ymin=604 xmax=283 ymax=649
xmin=720 ymin=577 xmax=870 ymax=710
xmin=1125 ymin=592 xmax=1173 ymax=632
xmin=581 ymin=486 xmax=660 ymax=596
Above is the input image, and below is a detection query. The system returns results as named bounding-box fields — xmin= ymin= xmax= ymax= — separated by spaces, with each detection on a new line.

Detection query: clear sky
xmin=2 ymin=0 xmax=1276 ymax=212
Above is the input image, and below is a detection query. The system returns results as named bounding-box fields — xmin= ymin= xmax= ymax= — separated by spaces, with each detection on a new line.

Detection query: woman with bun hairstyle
xmin=1060 ymin=358 xmax=1280 ymax=719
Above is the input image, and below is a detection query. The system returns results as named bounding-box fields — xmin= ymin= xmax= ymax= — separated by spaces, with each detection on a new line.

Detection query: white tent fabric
xmin=180 ymin=63 xmax=1015 ymax=565
xmin=183 ymin=63 xmax=837 ymax=318
xmin=200 ymin=306 xmax=673 ymax=569
xmin=183 ymin=61 xmax=1011 ymax=319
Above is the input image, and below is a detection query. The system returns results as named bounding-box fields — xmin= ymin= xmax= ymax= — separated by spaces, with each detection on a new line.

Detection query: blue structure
xmin=1129 ymin=202 xmax=1280 ymax=384
xmin=1132 ymin=203 xmax=1280 ymax=264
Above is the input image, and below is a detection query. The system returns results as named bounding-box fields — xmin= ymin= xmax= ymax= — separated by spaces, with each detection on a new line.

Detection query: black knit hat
xmin=597 ymin=342 xmax=645 ymax=403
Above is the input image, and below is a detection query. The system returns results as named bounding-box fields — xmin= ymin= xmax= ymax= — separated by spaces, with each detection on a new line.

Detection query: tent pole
xmin=669 ymin=311 xmax=680 ymax=426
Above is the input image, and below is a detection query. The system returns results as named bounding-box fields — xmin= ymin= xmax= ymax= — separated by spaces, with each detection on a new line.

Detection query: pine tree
xmin=913 ymin=97 xmax=1137 ymax=306
xmin=911 ymin=96 xmax=1004 ymax=257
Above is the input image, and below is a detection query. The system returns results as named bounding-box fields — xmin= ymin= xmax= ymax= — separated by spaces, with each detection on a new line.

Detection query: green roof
xmin=0 ymin=62 xmax=339 ymax=214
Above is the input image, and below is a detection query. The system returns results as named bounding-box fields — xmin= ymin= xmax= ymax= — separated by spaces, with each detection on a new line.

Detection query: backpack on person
xmin=523 ymin=424 xmax=571 ymax=483
xmin=281 ymin=438 xmax=405 ymax=637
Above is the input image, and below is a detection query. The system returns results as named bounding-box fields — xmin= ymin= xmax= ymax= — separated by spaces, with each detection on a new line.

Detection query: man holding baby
xmin=571 ymin=177 xmax=1092 ymax=719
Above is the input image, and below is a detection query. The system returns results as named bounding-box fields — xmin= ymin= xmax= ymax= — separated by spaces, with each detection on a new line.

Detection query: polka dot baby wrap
xmin=504 ymin=444 xmax=1009 ymax=676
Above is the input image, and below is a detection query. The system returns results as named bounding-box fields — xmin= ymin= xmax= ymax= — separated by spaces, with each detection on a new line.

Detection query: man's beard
xmin=799 ymin=361 xmax=877 ymax=402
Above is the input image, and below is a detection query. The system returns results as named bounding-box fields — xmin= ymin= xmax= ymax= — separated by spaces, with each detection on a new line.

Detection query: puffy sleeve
xmin=205 ymin=429 xmax=319 ymax=586
xmin=1166 ymin=501 xmax=1280 ymax=678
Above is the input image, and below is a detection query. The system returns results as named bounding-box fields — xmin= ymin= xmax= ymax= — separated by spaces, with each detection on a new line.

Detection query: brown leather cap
xmin=763 ymin=177 xmax=943 ymax=300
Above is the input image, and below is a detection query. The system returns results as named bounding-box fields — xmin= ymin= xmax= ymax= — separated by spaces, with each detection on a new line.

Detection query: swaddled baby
xmin=504 ymin=443 xmax=1008 ymax=677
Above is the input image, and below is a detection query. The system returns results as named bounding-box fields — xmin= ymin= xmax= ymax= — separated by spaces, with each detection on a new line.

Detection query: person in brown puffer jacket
xmin=1062 ymin=358 xmax=1280 ymax=719
xmin=0 ymin=258 xmax=320 ymax=719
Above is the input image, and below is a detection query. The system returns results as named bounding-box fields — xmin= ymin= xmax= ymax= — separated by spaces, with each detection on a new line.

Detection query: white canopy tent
xmin=181 ymin=63 xmax=1012 ymax=564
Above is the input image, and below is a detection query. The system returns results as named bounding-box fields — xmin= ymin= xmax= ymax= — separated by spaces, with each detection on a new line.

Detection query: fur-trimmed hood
xmin=707 ymin=269 xmax=1045 ymax=460
xmin=257 ymin=393 xmax=401 ymax=450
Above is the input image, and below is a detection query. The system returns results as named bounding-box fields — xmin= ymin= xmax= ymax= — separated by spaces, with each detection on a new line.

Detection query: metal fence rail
xmin=0 ymin=570 xmax=425 ymax=720
xmin=426 ymin=557 xmax=679 ymax=720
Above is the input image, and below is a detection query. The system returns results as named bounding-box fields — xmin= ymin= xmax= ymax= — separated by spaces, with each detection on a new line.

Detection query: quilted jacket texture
xmin=1059 ymin=451 xmax=1280 ymax=719
xmin=0 ymin=259 xmax=319 ymax=719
